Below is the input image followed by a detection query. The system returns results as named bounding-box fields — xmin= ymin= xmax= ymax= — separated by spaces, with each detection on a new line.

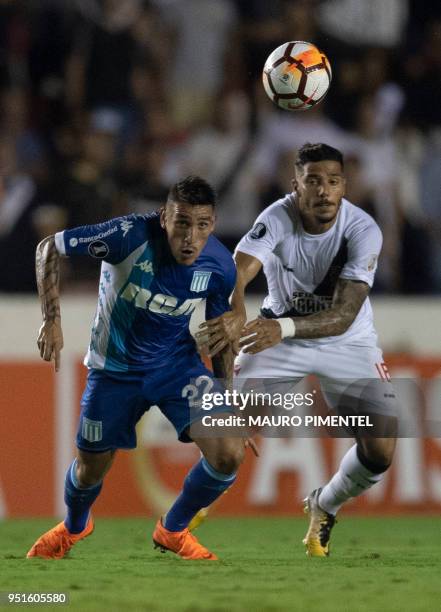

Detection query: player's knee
xmin=359 ymin=439 xmax=395 ymax=472
xmin=76 ymin=462 xmax=104 ymax=487
xmin=209 ymin=441 xmax=245 ymax=475
xmin=75 ymin=451 xmax=115 ymax=487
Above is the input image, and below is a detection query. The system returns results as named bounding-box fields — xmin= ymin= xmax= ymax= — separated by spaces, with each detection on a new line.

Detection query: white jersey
xmin=236 ymin=194 xmax=383 ymax=348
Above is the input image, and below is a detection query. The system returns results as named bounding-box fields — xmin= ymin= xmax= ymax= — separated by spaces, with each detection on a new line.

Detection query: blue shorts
xmin=76 ymin=360 xmax=229 ymax=451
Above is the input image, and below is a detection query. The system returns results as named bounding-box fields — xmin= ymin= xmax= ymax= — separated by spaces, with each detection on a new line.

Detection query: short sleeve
xmin=54 ymin=215 xmax=145 ymax=265
xmin=340 ymin=221 xmax=383 ymax=287
xmin=205 ymin=261 xmax=236 ymax=320
xmin=234 ymin=205 xmax=285 ymax=265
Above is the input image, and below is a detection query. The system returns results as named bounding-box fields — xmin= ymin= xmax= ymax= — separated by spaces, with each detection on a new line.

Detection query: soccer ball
xmin=262 ymin=41 xmax=332 ymax=111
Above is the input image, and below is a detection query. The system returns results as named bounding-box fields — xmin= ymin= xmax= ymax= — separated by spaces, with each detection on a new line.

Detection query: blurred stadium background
xmin=0 ymin=0 xmax=441 ymax=521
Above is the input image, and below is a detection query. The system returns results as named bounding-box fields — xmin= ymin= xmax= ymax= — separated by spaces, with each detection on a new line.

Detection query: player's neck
xmin=299 ymin=215 xmax=338 ymax=235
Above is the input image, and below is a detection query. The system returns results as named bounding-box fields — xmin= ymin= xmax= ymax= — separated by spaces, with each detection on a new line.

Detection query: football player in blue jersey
xmin=27 ymin=176 xmax=253 ymax=561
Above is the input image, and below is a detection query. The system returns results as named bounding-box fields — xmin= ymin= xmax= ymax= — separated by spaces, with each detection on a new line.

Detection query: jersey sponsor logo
xmin=134 ymin=260 xmax=154 ymax=274
xmin=120 ymin=282 xmax=202 ymax=316
xmin=78 ymin=226 xmax=118 ymax=244
xmin=88 ymin=240 xmax=109 ymax=258
xmin=190 ymin=271 xmax=211 ymax=293
xmin=290 ymin=291 xmax=332 ymax=315
xmin=69 ymin=237 xmax=78 ymax=247
xmin=81 ymin=417 xmax=102 ymax=443
xmin=120 ymin=219 xmax=134 ymax=236
xmin=250 ymin=222 xmax=267 ymax=240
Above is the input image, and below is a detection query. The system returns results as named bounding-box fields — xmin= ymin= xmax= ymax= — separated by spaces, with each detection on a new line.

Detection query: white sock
xmin=318 ymin=444 xmax=384 ymax=515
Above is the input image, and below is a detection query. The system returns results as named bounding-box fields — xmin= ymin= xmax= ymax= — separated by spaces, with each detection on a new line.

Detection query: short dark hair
xmin=167 ymin=175 xmax=217 ymax=207
xmin=295 ymin=143 xmax=344 ymax=171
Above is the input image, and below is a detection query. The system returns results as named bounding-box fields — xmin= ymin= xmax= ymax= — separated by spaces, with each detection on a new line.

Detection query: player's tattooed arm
xmin=293 ymin=279 xmax=371 ymax=339
xmin=240 ymin=279 xmax=370 ymax=353
xmin=198 ymin=252 xmax=263 ymax=357
xmin=35 ymin=235 xmax=64 ymax=371
xmin=36 ymin=235 xmax=60 ymax=321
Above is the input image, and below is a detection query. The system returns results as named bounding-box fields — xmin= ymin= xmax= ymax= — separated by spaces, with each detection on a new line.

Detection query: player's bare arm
xmin=240 ymin=278 xmax=370 ymax=354
xmin=35 ymin=235 xmax=64 ymax=371
xmin=198 ymin=252 xmax=262 ymax=356
xmin=293 ymin=278 xmax=370 ymax=338
xmin=211 ymin=344 xmax=234 ymax=387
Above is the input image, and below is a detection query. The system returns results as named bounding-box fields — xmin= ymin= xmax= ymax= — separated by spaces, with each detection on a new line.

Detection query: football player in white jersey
xmin=199 ymin=143 xmax=398 ymax=557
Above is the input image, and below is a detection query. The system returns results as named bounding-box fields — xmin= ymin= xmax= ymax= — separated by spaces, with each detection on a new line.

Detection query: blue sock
xmin=64 ymin=459 xmax=102 ymax=534
xmin=164 ymin=458 xmax=236 ymax=532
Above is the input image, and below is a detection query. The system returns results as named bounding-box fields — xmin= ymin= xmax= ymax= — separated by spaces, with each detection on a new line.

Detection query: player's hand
xmin=239 ymin=318 xmax=282 ymax=354
xmin=244 ymin=437 xmax=259 ymax=457
xmin=37 ymin=318 xmax=64 ymax=372
xmin=197 ymin=310 xmax=246 ymax=357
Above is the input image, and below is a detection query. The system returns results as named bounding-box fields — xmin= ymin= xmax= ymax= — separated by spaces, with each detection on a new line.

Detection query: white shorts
xmin=234 ymin=340 xmax=398 ymax=418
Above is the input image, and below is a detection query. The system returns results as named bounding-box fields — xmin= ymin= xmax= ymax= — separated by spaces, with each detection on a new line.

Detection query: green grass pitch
xmin=1 ymin=517 xmax=440 ymax=611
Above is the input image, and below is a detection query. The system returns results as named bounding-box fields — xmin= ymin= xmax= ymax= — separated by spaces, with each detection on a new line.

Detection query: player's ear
xmin=291 ymin=178 xmax=299 ymax=194
xmin=159 ymin=207 xmax=166 ymax=229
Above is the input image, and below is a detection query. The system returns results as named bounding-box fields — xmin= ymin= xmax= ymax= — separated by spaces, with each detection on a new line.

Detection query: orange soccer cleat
xmin=26 ymin=517 xmax=94 ymax=559
xmin=152 ymin=519 xmax=218 ymax=560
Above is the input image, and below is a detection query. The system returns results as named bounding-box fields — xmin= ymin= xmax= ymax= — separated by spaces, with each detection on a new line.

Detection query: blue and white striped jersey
xmin=55 ymin=212 xmax=236 ymax=372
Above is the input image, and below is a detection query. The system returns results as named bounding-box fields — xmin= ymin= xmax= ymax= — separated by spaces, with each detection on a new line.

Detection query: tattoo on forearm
xmin=293 ymin=279 xmax=370 ymax=339
xmin=36 ymin=236 xmax=61 ymax=321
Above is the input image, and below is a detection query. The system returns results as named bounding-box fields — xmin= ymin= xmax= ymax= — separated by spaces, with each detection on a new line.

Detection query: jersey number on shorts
xmin=182 ymin=375 xmax=214 ymax=408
